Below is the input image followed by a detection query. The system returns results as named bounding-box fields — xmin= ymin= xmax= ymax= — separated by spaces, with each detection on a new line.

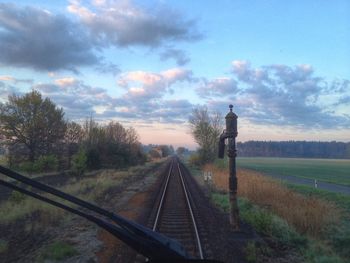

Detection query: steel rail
xmin=152 ymin=161 xmax=173 ymax=231
xmin=152 ymin=158 xmax=204 ymax=259
xmin=177 ymin=163 xmax=204 ymax=259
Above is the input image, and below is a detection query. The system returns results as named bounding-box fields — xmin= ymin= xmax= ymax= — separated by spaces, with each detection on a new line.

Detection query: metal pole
xmin=228 ymin=132 xmax=239 ymax=230
xmin=218 ymin=105 xmax=240 ymax=230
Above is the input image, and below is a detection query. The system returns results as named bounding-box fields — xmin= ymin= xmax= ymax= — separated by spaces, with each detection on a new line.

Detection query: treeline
xmin=142 ymin=144 xmax=175 ymax=159
xmin=0 ymin=90 xmax=146 ymax=174
xmin=237 ymin=141 xmax=350 ymax=159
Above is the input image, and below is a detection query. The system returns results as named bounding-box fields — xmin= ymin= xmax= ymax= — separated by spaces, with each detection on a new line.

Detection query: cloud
xmin=54 ymin=77 xmax=79 ymax=87
xmin=33 ymin=80 xmax=116 ymax=119
xmin=67 ymin=0 xmax=202 ymax=48
xmin=197 ymin=77 xmax=239 ymax=98
xmin=0 ymin=3 xmax=98 ymax=71
xmin=101 ymin=68 xmax=194 ymax=121
xmin=0 ymin=83 xmax=22 ymax=100
xmin=155 ymin=99 xmax=193 ymax=122
xmin=95 ymin=61 xmax=121 ymax=75
xmin=201 ymin=61 xmax=350 ymax=129
xmin=0 ymin=75 xmax=33 ymax=84
xmin=0 ymin=2 xmax=200 ymax=73
xmin=335 ymin=95 xmax=350 ymax=106
xmin=160 ymin=48 xmax=190 ymax=66
xmin=118 ymin=68 xmax=193 ymax=97
xmin=232 ymin=60 xmax=269 ymax=83
xmin=31 ymin=68 xmax=194 ymax=123
xmin=118 ymin=68 xmax=193 ymax=112
xmin=0 ymin=75 xmax=14 ymax=81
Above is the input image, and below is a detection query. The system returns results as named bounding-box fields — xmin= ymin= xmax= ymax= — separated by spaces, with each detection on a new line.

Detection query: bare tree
xmin=126 ymin=127 xmax=139 ymax=145
xmin=189 ymin=107 xmax=223 ymax=164
xmin=65 ymin=121 xmax=84 ymax=167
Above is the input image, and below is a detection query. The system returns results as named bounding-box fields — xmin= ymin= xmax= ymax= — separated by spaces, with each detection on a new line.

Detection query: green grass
xmin=0 ymin=239 xmax=8 ymax=254
xmin=237 ymin=157 xmax=350 ymax=186
xmin=0 ymin=195 xmax=63 ymax=225
xmin=186 ymin=163 xmax=202 ymax=177
xmin=286 ymin=184 xmax=350 ymax=212
xmin=285 ymin=184 xmax=350 ymax=259
xmin=211 ymin=193 xmax=347 ymax=262
xmin=0 ymin=155 xmax=6 ymax=166
xmin=40 ymin=241 xmax=78 ymax=261
xmin=245 ymin=241 xmax=258 ymax=263
xmin=211 ymin=193 xmax=305 ymax=246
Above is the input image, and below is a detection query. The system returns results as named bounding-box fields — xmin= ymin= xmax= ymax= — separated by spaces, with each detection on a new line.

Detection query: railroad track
xmin=148 ymin=157 xmax=205 ymax=259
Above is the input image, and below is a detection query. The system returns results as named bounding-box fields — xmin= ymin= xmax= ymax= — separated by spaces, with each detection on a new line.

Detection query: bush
xmin=149 ymin=149 xmax=161 ymax=159
xmin=9 ymin=191 xmax=26 ymax=203
xmin=72 ymin=149 xmax=87 ymax=176
xmin=213 ymin=157 xmax=228 ymax=170
xmin=188 ymin=153 xmax=202 ymax=167
xmin=86 ymin=148 xmax=101 ymax=170
xmin=19 ymin=155 xmax=58 ymax=173
xmin=19 ymin=161 xmax=37 ymax=173
xmin=41 ymin=241 xmax=78 ymax=261
xmin=0 ymin=239 xmax=8 ymax=254
xmin=245 ymin=241 xmax=257 ymax=263
xmin=329 ymin=222 xmax=350 ymax=258
xmin=34 ymin=155 xmax=58 ymax=172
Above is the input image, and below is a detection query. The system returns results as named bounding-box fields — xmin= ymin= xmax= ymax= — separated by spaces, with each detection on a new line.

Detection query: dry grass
xmin=204 ymin=164 xmax=342 ymax=237
xmin=0 ymin=159 xmax=165 ymax=226
xmin=0 ymin=197 xmax=64 ymax=225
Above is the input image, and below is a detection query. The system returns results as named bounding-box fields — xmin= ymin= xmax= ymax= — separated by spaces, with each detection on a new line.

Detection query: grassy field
xmin=0 ymin=155 xmax=6 ymax=166
xmin=204 ymin=162 xmax=350 ymax=262
xmin=236 ymin=157 xmax=350 ymax=186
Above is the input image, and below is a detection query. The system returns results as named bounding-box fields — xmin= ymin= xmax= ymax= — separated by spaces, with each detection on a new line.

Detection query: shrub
xmin=72 ymin=149 xmax=87 ymax=176
xmin=19 ymin=155 xmax=58 ymax=173
xmin=34 ymin=155 xmax=58 ymax=172
xmin=9 ymin=191 xmax=26 ymax=203
xmin=86 ymin=148 xmax=101 ymax=170
xmin=19 ymin=161 xmax=37 ymax=173
xmin=329 ymin=222 xmax=350 ymax=258
xmin=188 ymin=153 xmax=202 ymax=167
xmin=213 ymin=157 xmax=228 ymax=170
xmin=149 ymin=149 xmax=161 ymax=159
xmin=211 ymin=193 xmax=230 ymax=212
xmin=41 ymin=241 xmax=78 ymax=261
xmin=245 ymin=241 xmax=257 ymax=263
xmin=212 ymin=194 xmax=305 ymax=247
xmin=0 ymin=239 xmax=8 ymax=254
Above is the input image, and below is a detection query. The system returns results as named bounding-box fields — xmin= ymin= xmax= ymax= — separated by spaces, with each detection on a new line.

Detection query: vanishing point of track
xmin=149 ymin=157 xmax=204 ymax=259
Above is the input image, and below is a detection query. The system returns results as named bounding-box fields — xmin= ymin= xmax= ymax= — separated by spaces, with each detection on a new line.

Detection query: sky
xmin=0 ymin=0 xmax=349 ymax=149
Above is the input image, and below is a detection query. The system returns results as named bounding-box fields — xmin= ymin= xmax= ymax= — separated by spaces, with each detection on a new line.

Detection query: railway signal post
xmin=218 ymin=104 xmax=240 ymax=230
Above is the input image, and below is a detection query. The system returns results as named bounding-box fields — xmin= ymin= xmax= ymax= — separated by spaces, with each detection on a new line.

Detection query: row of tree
xmin=0 ymin=90 xmax=146 ymax=173
xmin=237 ymin=141 xmax=350 ymax=159
xmin=142 ymin=144 xmax=175 ymax=159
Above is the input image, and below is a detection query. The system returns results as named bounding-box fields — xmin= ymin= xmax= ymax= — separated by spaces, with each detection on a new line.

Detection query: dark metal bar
xmin=218 ymin=105 xmax=240 ymax=230
xmin=0 ymin=164 xmax=188 ymax=260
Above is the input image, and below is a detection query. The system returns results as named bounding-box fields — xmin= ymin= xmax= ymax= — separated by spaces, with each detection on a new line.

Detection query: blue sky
xmin=0 ymin=0 xmax=349 ymax=148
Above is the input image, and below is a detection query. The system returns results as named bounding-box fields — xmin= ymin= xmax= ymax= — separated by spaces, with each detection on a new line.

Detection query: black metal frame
xmin=0 ymin=165 xmax=189 ymax=261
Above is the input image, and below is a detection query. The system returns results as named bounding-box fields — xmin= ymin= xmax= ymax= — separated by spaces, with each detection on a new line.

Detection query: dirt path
xmin=96 ymin=171 xmax=160 ymax=263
